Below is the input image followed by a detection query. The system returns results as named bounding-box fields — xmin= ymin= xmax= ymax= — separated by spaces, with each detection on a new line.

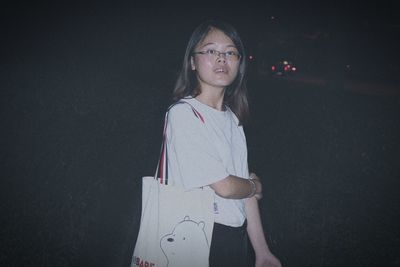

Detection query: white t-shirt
xmin=165 ymin=97 xmax=249 ymax=227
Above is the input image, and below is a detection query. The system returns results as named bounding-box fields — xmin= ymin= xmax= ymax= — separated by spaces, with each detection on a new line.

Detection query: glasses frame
xmin=192 ymin=49 xmax=241 ymax=61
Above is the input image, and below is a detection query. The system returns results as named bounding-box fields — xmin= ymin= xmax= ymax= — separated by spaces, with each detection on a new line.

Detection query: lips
xmin=213 ymin=67 xmax=228 ymax=73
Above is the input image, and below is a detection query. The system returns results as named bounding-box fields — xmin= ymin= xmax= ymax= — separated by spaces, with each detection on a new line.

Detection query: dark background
xmin=1 ymin=1 xmax=399 ymax=266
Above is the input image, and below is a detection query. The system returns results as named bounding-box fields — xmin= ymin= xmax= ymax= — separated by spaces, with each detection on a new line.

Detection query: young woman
xmin=166 ymin=20 xmax=282 ymax=267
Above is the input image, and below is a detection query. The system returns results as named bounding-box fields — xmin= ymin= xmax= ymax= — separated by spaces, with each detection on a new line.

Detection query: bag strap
xmin=154 ymin=100 xmax=205 ymax=185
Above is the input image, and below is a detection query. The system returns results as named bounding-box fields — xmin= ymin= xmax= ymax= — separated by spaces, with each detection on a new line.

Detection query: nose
xmin=216 ymin=53 xmax=226 ymax=63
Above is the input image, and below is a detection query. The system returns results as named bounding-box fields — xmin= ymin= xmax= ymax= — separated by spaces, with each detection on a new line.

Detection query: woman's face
xmin=191 ymin=28 xmax=240 ymax=92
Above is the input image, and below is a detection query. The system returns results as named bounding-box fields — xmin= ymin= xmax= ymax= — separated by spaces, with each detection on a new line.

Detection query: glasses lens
xmin=225 ymin=51 xmax=240 ymax=61
xmin=228 ymin=53 xmax=240 ymax=61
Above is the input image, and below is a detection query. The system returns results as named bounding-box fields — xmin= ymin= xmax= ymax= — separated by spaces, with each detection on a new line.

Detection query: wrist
xmin=254 ymin=245 xmax=272 ymax=256
xmin=246 ymin=178 xmax=257 ymax=198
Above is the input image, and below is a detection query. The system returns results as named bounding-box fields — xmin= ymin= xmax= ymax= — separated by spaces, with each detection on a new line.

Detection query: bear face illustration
xmin=160 ymin=216 xmax=209 ymax=267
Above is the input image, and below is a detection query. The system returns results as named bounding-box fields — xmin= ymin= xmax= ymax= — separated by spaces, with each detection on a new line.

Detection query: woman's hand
xmin=255 ymin=251 xmax=282 ymax=267
xmin=249 ymin=172 xmax=262 ymax=200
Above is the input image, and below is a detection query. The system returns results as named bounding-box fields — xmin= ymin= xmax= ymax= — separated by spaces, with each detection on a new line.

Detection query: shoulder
xmin=168 ymin=101 xmax=193 ymax=119
xmin=168 ymin=100 xmax=204 ymax=126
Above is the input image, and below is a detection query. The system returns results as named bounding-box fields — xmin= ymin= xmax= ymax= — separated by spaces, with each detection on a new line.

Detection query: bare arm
xmin=209 ymin=174 xmax=262 ymax=199
xmin=245 ymin=197 xmax=282 ymax=267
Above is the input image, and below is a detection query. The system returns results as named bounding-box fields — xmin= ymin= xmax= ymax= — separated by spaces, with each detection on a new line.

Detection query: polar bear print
xmin=160 ymin=216 xmax=209 ymax=267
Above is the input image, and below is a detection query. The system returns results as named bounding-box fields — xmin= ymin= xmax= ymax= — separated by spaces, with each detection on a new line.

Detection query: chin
xmin=214 ymin=76 xmax=234 ymax=84
xmin=217 ymin=81 xmax=235 ymax=88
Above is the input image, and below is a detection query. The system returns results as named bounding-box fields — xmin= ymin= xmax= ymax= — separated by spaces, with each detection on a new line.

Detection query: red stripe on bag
xmin=191 ymin=107 xmax=205 ymax=123
xmin=159 ymin=142 xmax=165 ymax=184
xmin=158 ymin=111 xmax=169 ymax=184
xmin=164 ymin=143 xmax=168 ymax=185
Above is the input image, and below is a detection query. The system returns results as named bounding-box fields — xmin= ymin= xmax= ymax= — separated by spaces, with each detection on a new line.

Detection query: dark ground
xmin=1 ymin=2 xmax=400 ymax=267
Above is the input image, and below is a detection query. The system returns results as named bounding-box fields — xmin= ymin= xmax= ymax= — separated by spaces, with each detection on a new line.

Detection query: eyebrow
xmin=199 ymin=42 xmax=237 ymax=49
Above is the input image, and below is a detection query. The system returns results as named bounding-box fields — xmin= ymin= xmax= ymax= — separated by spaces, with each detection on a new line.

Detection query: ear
xmin=190 ymin=56 xmax=196 ymax=70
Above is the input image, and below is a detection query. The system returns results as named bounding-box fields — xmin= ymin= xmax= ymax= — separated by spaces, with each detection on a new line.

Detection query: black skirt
xmin=209 ymin=221 xmax=250 ymax=267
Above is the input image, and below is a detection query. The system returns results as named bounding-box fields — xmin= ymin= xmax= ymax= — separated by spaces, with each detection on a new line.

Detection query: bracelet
xmin=247 ymin=179 xmax=257 ymax=198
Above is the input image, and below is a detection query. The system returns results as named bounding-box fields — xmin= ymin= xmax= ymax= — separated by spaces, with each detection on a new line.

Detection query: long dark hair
xmin=172 ymin=20 xmax=249 ymax=124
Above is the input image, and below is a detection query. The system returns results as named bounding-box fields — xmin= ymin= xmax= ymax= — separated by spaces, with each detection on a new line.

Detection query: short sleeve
xmin=166 ymin=104 xmax=229 ymax=190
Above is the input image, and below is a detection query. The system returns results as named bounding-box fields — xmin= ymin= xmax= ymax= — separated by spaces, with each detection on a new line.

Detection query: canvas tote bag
xmin=132 ymin=102 xmax=215 ymax=267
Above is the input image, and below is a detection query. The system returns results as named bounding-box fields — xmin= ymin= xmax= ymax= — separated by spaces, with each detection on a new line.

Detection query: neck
xmin=195 ymin=87 xmax=225 ymax=111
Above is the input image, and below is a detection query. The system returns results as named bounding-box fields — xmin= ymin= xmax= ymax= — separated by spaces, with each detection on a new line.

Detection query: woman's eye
xmin=226 ymin=51 xmax=237 ymax=56
xmin=206 ymin=49 xmax=216 ymax=55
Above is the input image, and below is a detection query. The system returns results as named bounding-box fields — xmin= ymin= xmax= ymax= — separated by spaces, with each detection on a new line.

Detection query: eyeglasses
xmin=192 ymin=49 xmax=241 ymax=61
